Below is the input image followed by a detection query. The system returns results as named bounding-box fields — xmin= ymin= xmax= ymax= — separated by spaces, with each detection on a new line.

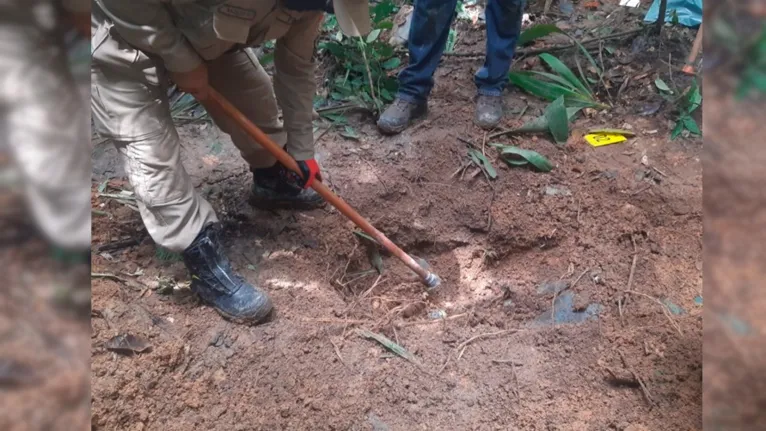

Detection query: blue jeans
xmin=397 ymin=0 xmax=526 ymax=102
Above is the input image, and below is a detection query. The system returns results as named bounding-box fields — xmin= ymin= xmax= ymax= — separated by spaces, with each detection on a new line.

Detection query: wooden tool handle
xmin=203 ymin=88 xmax=440 ymax=288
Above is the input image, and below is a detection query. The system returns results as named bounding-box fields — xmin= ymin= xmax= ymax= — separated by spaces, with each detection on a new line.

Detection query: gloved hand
xmin=296 ymin=159 xmax=322 ymax=189
xmin=171 ymin=62 xmax=210 ymax=101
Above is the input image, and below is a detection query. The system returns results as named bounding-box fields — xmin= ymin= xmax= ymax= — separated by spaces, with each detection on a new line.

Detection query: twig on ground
xmin=511 ymin=361 xmax=520 ymax=399
xmin=621 ymin=235 xmax=639 ymax=318
xmin=625 ymin=290 xmax=683 ymax=335
xmin=330 ymin=338 xmax=348 ymax=368
xmin=91 ymin=273 xmax=128 ymax=283
xmin=356 ymin=328 xmax=421 ymax=367
xmin=302 ymin=317 xmax=372 ymax=325
xmin=96 ymin=237 xmax=141 ymax=253
xmin=339 ymin=244 xmax=359 ymax=285
xmin=456 ymin=329 xmax=518 ymax=360
xmin=618 ymin=350 xmax=656 ymax=407
xmin=491 ymin=358 xmax=523 ymax=366
xmin=481 ymin=131 xmax=488 ymax=156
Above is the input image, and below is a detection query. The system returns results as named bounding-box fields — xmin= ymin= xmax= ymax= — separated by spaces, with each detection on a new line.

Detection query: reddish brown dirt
xmin=91 ymin=12 xmax=702 ymax=431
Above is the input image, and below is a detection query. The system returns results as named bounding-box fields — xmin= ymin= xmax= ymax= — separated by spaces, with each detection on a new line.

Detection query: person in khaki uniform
xmin=91 ymin=0 xmax=370 ymax=323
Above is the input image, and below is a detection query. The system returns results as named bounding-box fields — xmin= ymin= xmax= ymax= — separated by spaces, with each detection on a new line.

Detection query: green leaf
xmin=380 ymin=88 xmax=394 ymax=101
xmin=319 ymin=41 xmax=345 ymax=56
xmin=366 ymin=29 xmax=381 ymax=43
xmin=341 ymin=125 xmax=359 ymax=140
xmin=446 ymin=28 xmax=458 ymax=53
xmin=381 ymin=57 xmax=401 ymax=70
xmin=539 ymin=53 xmax=591 ymax=96
xmin=376 ymin=20 xmax=394 ymax=30
xmin=527 ymin=70 xmax=578 ymax=91
xmin=508 ymin=71 xmax=601 ymax=108
xmin=323 ymin=113 xmax=348 ymax=124
xmin=683 ymin=116 xmax=701 ymax=135
xmin=493 ymin=146 xmax=554 ymax=172
xmin=655 ymin=78 xmax=672 ymax=93
xmin=545 ymin=96 xmax=569 ymax=145
xmin=372 ymin=1 xmax=397 ymax=23
xmin=468 ymin=149 xmax=498 ymax=179
xmin=587 ymin=128 xmax=636 ymax=137
xmin=512 ymin=107 xmax=583 ymax=134
xmin=519 ymin=24 xmax=563 ymax=46
xmin=376 ymin=44 xmax=394 ymax=58
xmin=671 ymin=120 xmax=684 ymax=140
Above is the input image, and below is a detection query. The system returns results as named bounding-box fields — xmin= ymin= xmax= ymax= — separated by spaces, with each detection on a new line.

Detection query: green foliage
xmin=508 ymin=53 xmax=604 ymax=109
xmin=318 ymin=1 xmax=402 ymax=113
xmin=737 ymin=26 xmax=766 ymax=100
xmin=655 ymin=77 xmax=701 ymax=139
xmin=490 ymin=144 xmax=554 ymax=172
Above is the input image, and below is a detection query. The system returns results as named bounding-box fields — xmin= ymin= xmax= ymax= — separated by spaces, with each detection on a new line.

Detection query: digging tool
xmin=682 ymin=24 xmax=703 ymax=75
xmin=200 ymin=88 xmax=441 ymax=289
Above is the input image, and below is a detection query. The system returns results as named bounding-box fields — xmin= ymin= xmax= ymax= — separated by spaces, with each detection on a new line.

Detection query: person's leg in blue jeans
xmin=377 ymin=0 xmax=458 ymax=135
xmin=474 ymin=0 xmax=526 ymax=128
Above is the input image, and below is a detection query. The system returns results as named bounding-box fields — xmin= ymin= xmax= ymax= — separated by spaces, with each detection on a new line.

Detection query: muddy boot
xmin=183 ymin=223 xmax=273 ymax=323
xmin=250 ymin=162 xmax=324 ymax=210
xmin=376 ymin=98 xmax=427 ymax=135
xmin=474 ymin=95 xmax=504 ymax=129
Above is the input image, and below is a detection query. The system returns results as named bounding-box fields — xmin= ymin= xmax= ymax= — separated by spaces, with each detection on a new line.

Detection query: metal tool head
xmin=412 ymin=255 xmax=441 ymax=290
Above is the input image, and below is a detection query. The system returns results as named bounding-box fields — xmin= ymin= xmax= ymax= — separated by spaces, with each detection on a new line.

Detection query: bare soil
xmin=91 ymin=4 xmax=702 ymax=430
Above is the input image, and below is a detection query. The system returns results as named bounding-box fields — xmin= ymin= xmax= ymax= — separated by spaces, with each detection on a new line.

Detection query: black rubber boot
xmin=183 ymin=224 xmax=273 ymax=323
xmin=251 ymin=162 xmax=324 ymax=210
xmin=376 ymin=98 xmax=428 ymax=135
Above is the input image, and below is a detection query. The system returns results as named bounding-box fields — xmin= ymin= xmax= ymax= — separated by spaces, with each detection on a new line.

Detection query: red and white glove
xmin=296 ymin=159 xmax=322 ymax=189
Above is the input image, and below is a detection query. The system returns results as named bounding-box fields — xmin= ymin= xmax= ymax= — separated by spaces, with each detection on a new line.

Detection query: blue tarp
xmin=644 ymin=0 xmax=703 ymax=28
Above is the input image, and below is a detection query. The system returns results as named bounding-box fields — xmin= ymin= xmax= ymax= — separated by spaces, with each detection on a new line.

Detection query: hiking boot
xmin=376 ymin=98 xmax=427 ymax=135
xmin=183 ymin=223 xmax=273 ymax=323
xmin=251 ymin=162 xmax=324 ymax=210
xmin=474 ymin=95 xmax=504 ymax=129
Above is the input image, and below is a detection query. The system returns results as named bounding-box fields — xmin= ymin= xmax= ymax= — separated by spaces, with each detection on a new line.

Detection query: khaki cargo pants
xmin=91 ymin=26 xmax=292 ymax=252
xmin=1 ymin=6 xmax=91 ymax=250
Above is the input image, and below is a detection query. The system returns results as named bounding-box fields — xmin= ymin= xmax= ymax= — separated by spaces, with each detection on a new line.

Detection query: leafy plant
xmin=318 ymin=0 xmax=401 ymax=113
xmin=508 ymin=53 xmax=606 ymax=109
xmin=655 ymin=77 xmax=701 ymax=139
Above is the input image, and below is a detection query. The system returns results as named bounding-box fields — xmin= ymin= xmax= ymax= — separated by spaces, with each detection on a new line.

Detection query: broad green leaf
xmin=376 ymin=44 xmax=394 ymax=58
xmin=671 ymin=120 xmax=684 ymax=140
xmin=508 ymin=71 xmax=601 ymax=108
xmin=319 ymin=41 xmax=345 ymax=56
xmin=494 ymin=146 xmax=554 ymax=172
xmin=519 ymin=24 xmax=563 ymax=46
xmin=527 ymin=70 xmax=578 ymax=91
xmin=468 ymin=149 xmax=498 ymax=179
xmin=341 ymin=125 xmax=360 ymax=140
xmin=539 ymin=53 xmax=591 ymax=96
xmin=545 ymin=96 xmax=569 ymax=145
xmin=381 ymin=57 xmax=401 ymax=70
xmin=372 ymin=1 xmax=397 ymax=22
xmin=655 ymin=78 xmax=672 ymax=93
xmin=683 ymin=116 xmax=701 ymax=135
xmin=323 ymin=113 xmax=348 ymax=124
xmin=366 ymin=29 xmax=381 ymax=43
xmin=587 ymin=128 xmax=636 ymax=137
xmin=380 ymin=88 xmax=394 ymax=101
